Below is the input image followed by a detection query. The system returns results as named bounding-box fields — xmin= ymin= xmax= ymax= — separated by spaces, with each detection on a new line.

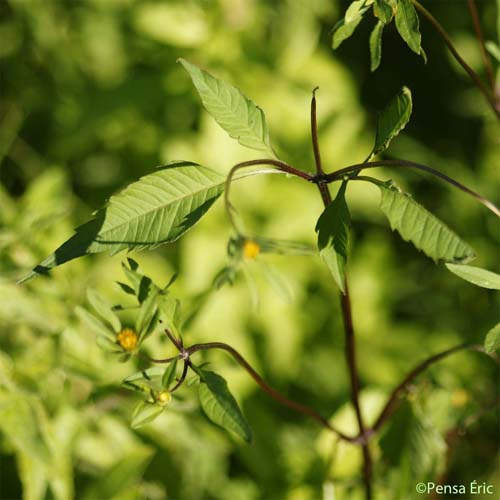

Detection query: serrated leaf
xmin=21 ymin=162 xmax=226 ymax=282
xmin=484 ymin=323 xmax=500 ymax=353
xmin=395 ymin=0 xmax=421 ymax=55
xmin=370 ymin=21 xmax=384 ymax=71
xmin=370 ymin=86 xmax=412 ymax=159
xmin=87 ymin=289 xmax=121 ymax=333
xmin=376 ymin=181 xmax=475 ymax=263
xmin=198 ymin=370 xmax=252 ymax=442
xmin=130 ymin=402 xmax=164 ymax=429
xmin=315 ymin=182 xmax=351 ymax=294
xmin=445 ymin=264 xmax=500 ymax=290
xmin=162 ymin=359 xmax=178 ymax=389
xmin=332 ymin=0 xmax=373 ymax=49
xmin=179 ymin=58 xmax=275 ymax=157
xmin=374 ymin=0 xmax=394 ymax=23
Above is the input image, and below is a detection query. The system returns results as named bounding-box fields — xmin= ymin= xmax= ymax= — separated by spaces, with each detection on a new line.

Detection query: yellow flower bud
xmin=156 ymin=391 xmax=172 ymax=406
xmin=117 ymin=328 xmax=138 ymax=352
xmin=243 ymin=239 xmax=260 ymax=259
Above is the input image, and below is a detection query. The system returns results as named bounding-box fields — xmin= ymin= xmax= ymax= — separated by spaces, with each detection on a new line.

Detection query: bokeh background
xmin=0 ymin=0 xmax=498 ymax=499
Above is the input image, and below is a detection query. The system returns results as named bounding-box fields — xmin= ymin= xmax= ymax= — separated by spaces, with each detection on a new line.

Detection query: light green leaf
xmin=395 ymin=0 xmax=422 ymax=55
xmin=130 ymin=402 xmax=164 ymax=429
xmin=198 ymin=370 xmax=252 ymax=442
xmin=332 ymin=0 xmax=373 ymax=49
xmin=374 ymin=0 xmax=394 ymax=23
xmin=315 ymin=182 xmax=351 ymax=294
xmin=21 ymin=162 xmax=226 ymax=282
xmin=135 ymin=290 xmax=158 ymax=337
xmin=75 ymin=306 xmax=114 ymax=340
xmin=485 ymin=41 xmax=500 ymax=63
xmin=484 ymin=323 xmax=500 ymax=353
xmin=445 ymin=264 xmax=500 ymax=290
xmin=371 ymin=86 xmax=412 ymax=159
xmin=376 ymin=181 xmax=475 ymax=263
xmin=370 ymin=21 xmax=384 ymax=71
xmin=87 ymin=289 xmax=121 ymax=333
xmin=179 ymin=58 xmax=275 ymax=157
xmin=162 ymin=359 xmax=178 ymax=389
xmin=123 ymin=366 xmax=166 ymax=393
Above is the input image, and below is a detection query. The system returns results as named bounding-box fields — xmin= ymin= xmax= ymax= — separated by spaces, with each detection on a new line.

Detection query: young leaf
xmin=375 ymin=180 xmax=475 ymax=263
xmin=135 ymin=290 xmax=158 ymax=337
xmin=75 ymin=306 xmax=114 ymax=340
xmin=162 ymin=359 xmax=178 ymax=389
xmin=395 ymin=0 xmax=422 ymax=55
xmin=369 ymin=21 xmax=384 ymax=72
xmin=370 ymin=86 xmax=412 ymax=159
xmin=179 ymin=59 xmax=275 ymax=157
xmin=123 ymin=366 xmax=166 ymax=393
xmin=130 ymin=402 xmax=164 ymax=429
xmin=21 ymin=162 xmax=226 ymax=282
xmin=332 ymin=0 xmax=373 ymax=49
xmin=87 ymin=289 xmax=121 ymax=333
xmin=198 ymin=370 xmax=252 ymax=442
xmin=445 ymin=264 xmax=500 ymax=290
xmin=315 ymin=182 xmax=351 ymax=294
xmin=484 ymin=323 xmax=500 ymax=353
xmin=374 ymin=0 xmax=394 ymax=23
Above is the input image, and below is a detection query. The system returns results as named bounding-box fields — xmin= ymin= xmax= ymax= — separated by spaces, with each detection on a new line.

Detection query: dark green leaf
xmin=445 ymin=264 xmax=500 ymax=290
xmin=375 ymin=180 xmax=475 ymax=263
xmin=332 ymin=0 xmax=372 ymax=49
xmin=484 ymin=323 xmax=500 ymax=353
xmin=374 ymin=0 xmax=394 ymax=23
xmin=369 ymin=21 xmax=384 ymax=72
xmin=395 ymin=0 xmax=422 ymax=55
xmin=315 ymin=182 xmax=351 ymax=294
xmin=130 ymin=402 xmax=164 ymax=429
xmin=21 ymin=162 xmax=226 ymax=282
xmin=179 ymin=59 xmax=275 ymax=157
xmin=371 ymin=86 xmax=412 ymax=159
xmin=198 ymin=370 xmax=252 ymax=442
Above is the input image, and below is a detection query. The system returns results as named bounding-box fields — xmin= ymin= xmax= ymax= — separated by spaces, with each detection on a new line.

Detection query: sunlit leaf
xmin=485 ymin=41 xmax=500 ymax=63
xmin=445 ymin=264 xmax=500 ymax=290
xmin=162 ymin=359 xmax=178 ymax=389
xmin=123 ymin=366 xmax=166 ymax=393
xmin=21 ymin=162 xmax=226 ymax=282
xmin=87 ymin=289 xmax=121 ymax=333
xmin=179 ymin=58 xmax=275 ymax=157
xmin=395 ymin=0 xmax=422 ymax=55
xmin=484 ymin=323 xmax=500 ymax=353
xmin=75 ymin=306 xmax=114 ymax=340
xmin=375 ymin=180 xmax=475 ymax=263
xmin=135 ymin=290 xmax=158 ymax=338
xmin=316 ymin=182 xmax=351 ymax=294
xmin=370 ymin=86 xmax=412 ymax=159
xmin=198 ymin=370 xmax=252 ymax=442
xmin=374 ymin=0 xmax=394 ymax=23
xmin=369 ymin=21 xmax=384 ymax=71
xmin=332 ymin=0 xmax=373 ymax=49
xmin=130 ymin=402 xmax=164 ymax=429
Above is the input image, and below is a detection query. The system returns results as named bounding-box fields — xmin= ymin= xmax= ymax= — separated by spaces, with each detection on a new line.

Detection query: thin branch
xmin=170 ymin=360 xmax=189 ymax=393
xmin=311 ymin=87 xmax=324 ymax=175
xmin=185 ymin=341 xmax=370 ymax=444
xmin=467 ymin=0 xmax=496 ymax=94
xmin=372 ymin=344 xmax=488 ymax=433
xmin=411 ymin=0 xmax=500 ymax=120
xmin=325 ymin=159 xmax=500 ymax=217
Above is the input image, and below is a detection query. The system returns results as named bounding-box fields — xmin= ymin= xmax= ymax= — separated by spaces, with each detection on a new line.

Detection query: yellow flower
xmin=156 ymin=391 xmax=172 ymax=406
xmin=451 ymin=389 xmax=469 ymax=408
xmin=243 ymin=239 xmax=260 ymax=259
xmin=117 ymin=328 xmax=138 ymax=352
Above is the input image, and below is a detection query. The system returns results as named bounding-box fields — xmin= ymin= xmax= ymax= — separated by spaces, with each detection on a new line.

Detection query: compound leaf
xmin=445 ymin=264 xmax=500 ymax=290
xmin=376 ymin=181 xmax=475 ymax=263
xmin=316 ymin=182 xmax=350 ymax=294
xmin=179 ymin=58 xmax=275 ymax=157
xmin=198 ymin=370 xmax=252 ymax=443
xmin=21 ymin=162 xmax=226 ymax=282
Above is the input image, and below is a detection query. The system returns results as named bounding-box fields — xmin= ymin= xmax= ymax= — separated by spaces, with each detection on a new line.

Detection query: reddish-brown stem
xmin=411 ymin=0 xmax=500 ymax=120
xmin=311 ymin=87 xmax=324 ymax=176
xmin=466 ymin=0 xmax=496 ymax=96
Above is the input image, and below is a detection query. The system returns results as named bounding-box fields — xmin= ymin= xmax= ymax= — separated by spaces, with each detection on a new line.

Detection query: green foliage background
xmin=0 ymin=0 xmax=498 ymax=499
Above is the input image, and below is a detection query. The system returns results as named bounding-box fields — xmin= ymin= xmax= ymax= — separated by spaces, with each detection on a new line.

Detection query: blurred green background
xmin=0 ymin=0 xmax=498 ymax=499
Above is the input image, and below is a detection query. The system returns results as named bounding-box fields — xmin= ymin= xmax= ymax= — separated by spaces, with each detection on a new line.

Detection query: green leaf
xmin=445 ymin=264 xmax=500 ymax=290
xmin=375 ymin=180 xmax=475 ymax=263
xmin=21 ymin=162 xmax=226 ymax=282
xmin=179 ymin=58 xmax=275 ymax=157
xmin=395 ymin=0 xmax=422 ymax=55
xmin=87 ymin=289 xmax=121 ymax=333
xmin=369 ymin=21 xmax=384 ymax=71
xmin=371 ymin=86 xmax=412 ymax=159
xmin=374 ymin=0 xmax=394 ymax=23
xmin=484 ymin=323 xmax=500 ymax=353
xmin=315 ymin=182 xmax=351 ymax=294
xmin=75 ymin=306 xmax=115 ymax=340
xmin=130 ymin=402 xmax=164 ymax=429
xmin=198 ymin=370 xmax=252 ymax=442
xmin=162 ymin=359 xmax=178 ymax=389
xmin=123 ymin=366 xmax=166 ymax=393
xmin=332 ymin=0 xmax=373 ymax=49
xmin=485 ymin=41 xmax=500 ymax=63
xmin=135 ymin=290 xmax=158 ymax=338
